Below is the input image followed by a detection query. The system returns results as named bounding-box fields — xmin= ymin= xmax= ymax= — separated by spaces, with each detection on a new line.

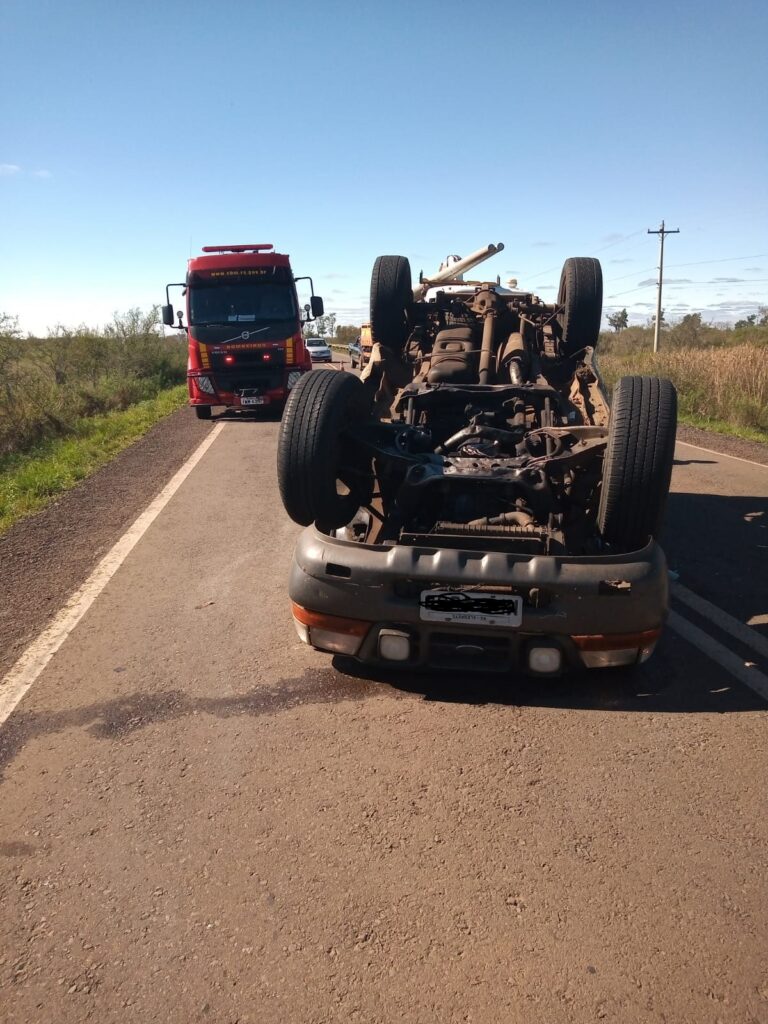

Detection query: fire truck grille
xmin=212 ymin=370 xmax=283 ymax=393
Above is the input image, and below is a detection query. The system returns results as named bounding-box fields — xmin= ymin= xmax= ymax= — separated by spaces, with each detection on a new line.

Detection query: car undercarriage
xmin=279 ymin=245 xmax=676 ymax=559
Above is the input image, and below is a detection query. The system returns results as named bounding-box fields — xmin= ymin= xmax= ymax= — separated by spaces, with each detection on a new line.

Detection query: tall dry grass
xmin=598 ymin=344 xmax=768 ymax=436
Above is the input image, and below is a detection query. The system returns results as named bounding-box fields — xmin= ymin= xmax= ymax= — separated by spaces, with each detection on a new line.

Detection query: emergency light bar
xmin=201 ymin=245 xmax=274 ymax=253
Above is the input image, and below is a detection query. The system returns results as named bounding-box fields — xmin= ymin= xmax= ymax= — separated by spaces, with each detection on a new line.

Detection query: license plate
xmin=420 ymin=588 xmax=523 ymax=627
xmin=240 ymin=396 xmax=267 ymax=406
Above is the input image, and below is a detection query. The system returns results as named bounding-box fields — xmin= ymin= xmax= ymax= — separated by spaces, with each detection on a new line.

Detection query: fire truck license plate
xmin=241 ymin=396 xmax=267 ymax=406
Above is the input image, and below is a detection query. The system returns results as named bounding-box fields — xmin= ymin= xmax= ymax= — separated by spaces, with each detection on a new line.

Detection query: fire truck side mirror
xmin=310 ymin=295 xmax=324 ymax=318
xmin=161 ymin=304 xmax=175 ymax=327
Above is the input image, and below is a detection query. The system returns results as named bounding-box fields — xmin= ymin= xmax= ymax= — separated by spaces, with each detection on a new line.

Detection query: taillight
xmin=291 ymin=603 xmax=370 ymax=656
xmin=571 ymin=628 xmax=661 ymax=668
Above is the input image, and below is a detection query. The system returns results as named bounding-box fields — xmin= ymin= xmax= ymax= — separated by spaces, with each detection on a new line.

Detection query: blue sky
xmin=2 ymin=0 xmax=767 ymax=334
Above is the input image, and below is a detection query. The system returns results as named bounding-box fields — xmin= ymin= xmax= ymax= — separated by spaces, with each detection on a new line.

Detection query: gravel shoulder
xmin=676 ymin=422 xmax=768 ymax=465
xmin=0 ymin=408 xmax=212 ymax=679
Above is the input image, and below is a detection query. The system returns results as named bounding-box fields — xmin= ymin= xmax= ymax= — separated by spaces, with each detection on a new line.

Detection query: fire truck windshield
xmin=189 ymin=281 xmax=297 ymax=326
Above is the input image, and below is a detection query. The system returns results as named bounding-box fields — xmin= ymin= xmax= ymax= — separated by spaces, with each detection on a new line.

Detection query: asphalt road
xmin=1 ymin=398 xmax=767 ymax=1024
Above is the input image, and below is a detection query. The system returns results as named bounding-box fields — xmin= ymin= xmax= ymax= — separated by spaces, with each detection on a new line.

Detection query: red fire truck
xmin=163 ymin=244 xmax=324 ymax=419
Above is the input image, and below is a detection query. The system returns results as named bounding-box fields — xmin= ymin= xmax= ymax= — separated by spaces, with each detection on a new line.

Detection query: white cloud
xmin=0 ymin=164 xmax=52 ymax=179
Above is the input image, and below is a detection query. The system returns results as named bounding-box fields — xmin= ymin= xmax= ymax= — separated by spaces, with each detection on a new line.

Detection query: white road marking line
xmin=0 ymin=423 xmax=225 ymax=727
xmin=748 ymin=613 xmax=768 ymax=627
xmin=667 ymin=611 xmax=768 ymax=702
xmin=671 ymin=583 xmax=768 ymax=662
xmin=676 ymin=440 xmax=768 ymax=469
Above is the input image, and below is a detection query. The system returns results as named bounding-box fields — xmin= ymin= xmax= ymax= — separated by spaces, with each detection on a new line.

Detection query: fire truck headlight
xmin=196 ymin=375 xmax=215 ymax=395
xmin=287 ymin=371 xmax=303 ymax=390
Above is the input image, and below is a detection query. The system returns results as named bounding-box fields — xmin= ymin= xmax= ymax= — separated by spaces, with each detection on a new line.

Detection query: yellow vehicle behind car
xmin=359 ymin=323 xmax=373 ymax=367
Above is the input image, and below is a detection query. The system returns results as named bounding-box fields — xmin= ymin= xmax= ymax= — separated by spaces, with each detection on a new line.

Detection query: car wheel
xmin=557 ymin=257 xmax=603 ymax=356
xmin=370 ymin=255 xmax=412 ymax=351
xmin=598 ymin=376 xmax=677 ymax=550
xmin=277 ymin=370 xmax=374 ymax=528
xmin=195 ymin=405 xmax=212 ymax=420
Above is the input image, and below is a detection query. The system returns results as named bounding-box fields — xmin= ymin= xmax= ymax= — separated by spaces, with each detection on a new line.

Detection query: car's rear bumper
xmin=289 ymin=527 xmax=668 ymax=674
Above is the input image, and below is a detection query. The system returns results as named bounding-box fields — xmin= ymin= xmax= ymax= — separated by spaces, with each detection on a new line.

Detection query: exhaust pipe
xmin=414 ymin=242 xmax=505 ymax=300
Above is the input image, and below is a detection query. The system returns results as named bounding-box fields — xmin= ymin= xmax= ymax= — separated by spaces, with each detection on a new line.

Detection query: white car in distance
xmin=305 ymin=338 xmax=333 ymax=363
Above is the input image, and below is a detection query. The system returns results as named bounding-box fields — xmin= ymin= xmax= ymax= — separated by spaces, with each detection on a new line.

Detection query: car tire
xmin=277 ymin=370 xmax=374 ymax=528
xmin=557 ymin=257 xmax=603 ymax=356
xmin=195 ymin=405 xmax=212 ymax=420
xmin=598 ymin=376 xmax=677 ymax=550
xmin=370 ymin=255 xmax=412 ymax=351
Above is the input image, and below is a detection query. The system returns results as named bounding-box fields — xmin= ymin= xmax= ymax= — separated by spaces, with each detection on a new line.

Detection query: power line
xmin=610 ymin=252 xmax=768 ymax=284
xmin=607 ymin=277 xmax=768 ymax=300
xmin=529 ymin=244 xmax=767 ymax=295
xmin=525 ymin=229 xmax=647 ymax=282
xmin=606 ymin=265 xmax=657 ymax=285
xmin=666 ymin=253 xmax=768 ymax=269
xmin=588 ymin=229 xmax=646 ymax=257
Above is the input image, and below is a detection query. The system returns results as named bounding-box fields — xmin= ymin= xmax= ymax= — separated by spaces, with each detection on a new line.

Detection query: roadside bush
xmin=0 ymin=308 xmax=187 ymax=457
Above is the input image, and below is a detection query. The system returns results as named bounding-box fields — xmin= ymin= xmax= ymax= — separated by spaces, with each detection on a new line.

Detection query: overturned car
xmin=277 ymin=243 xmax=677 ymax=675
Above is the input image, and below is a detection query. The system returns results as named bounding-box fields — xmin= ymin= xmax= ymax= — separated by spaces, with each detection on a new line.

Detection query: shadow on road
xmin=1 ymin=630 xmax=764 ymax=783
xmin=665 ymin=490 xmax=768 ymax=638
xmin=0 ymin=667 xmax=389 ymax=782
xmin=672 ymin=458 xmax=717 ymax=466
xmin=212 ymin=407 xmax=283 ymax=423
xmin=332 ymin=627 xmax=767 ymax=715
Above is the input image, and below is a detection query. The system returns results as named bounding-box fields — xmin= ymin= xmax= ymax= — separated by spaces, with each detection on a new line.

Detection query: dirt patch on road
xmin=0 ymin=408 xmax=212 ymax=679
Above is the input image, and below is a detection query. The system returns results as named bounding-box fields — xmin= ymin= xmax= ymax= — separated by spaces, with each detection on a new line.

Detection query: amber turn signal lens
xmin=291 ymin=603 xmax=371 ymax=637
xmin=570 ymin=628 xmax=661 ymax=651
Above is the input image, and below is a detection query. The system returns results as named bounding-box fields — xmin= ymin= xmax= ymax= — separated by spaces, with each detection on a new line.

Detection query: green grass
xmin=0 ymin=385 xmax=187 ymax=534
xmin=676 ymin=411 xmax=768 ymax=445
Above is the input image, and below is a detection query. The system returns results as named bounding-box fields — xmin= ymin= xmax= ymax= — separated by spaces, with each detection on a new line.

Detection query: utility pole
xmin=647 ymin=220 xmax=679 ymax=353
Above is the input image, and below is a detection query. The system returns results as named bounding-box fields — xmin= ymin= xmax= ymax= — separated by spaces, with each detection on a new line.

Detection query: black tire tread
xmin=598 ymin=376 xmax=677 ymax=549
xmin=370 ymin=255 xmax=412 ymax=350
xmin=558 ymin=257 xmax=603 ymax=355
xmin=277 ymin=370 xmax=371 ymax=527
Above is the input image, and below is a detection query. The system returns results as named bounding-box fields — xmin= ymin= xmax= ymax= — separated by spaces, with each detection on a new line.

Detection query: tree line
xmin=606 ymin=307 xmax=768 ymax=334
